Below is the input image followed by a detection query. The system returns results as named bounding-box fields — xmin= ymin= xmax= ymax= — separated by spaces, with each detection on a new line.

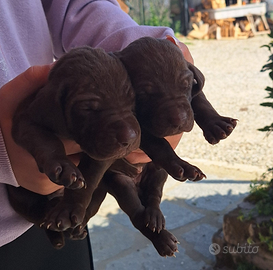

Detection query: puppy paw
xmin=202 ymin=117 xmax=237 ymax=145
xmin=43 ymin=159 xmax=86 ymax=189
xmin=180 ymin=161 xmax=206 ymax=182
xmin=151 ymin=229 xmax=179 ymax=257
xmin=65 ymin=225 xmax=88 ymax=240
xmin=144 ymin=207 xmax=165 ymax=233
xmin=167 ymin=159 xmax=206 ymax=182
xmin=44 ymin=229 xmax=65 ymax=249
xmin=41 ymin=202 xmax=86 ymax=231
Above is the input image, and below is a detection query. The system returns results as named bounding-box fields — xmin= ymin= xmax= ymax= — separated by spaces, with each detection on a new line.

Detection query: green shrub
xmin=260 ymin=31 xmax=273 ymax=135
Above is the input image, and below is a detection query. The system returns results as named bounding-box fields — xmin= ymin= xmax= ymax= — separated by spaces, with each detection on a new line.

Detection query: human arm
xmin=42 ymin=0 xmax=175 ymax=56
xmin=0 ymin=65 xmax=82 ymax=195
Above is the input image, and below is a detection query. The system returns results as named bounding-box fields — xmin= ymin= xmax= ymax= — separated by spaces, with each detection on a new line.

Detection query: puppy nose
xmin=114 ymin=121 xmax=139 ymax=146
xmin=117 ymin=129 xmax=138 ymax=147
xmin=169 ymin=111 xmax=187 ymax=127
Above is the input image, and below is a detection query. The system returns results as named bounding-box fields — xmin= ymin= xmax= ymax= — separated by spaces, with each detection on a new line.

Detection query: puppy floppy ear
xmin=165 ymin=35 xmax=205 ymax=96
xmin=187 ymin=62 xmax=205 ymax=97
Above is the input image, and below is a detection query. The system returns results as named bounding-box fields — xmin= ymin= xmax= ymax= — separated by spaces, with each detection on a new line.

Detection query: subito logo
xmin=209 ymin=243 xmax=221 ymax=255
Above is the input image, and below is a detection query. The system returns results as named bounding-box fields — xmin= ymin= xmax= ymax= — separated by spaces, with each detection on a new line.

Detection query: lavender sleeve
xmin=0 ymin=130 xmax=18 ymax=187
xmin=0 ymin=130 xmax=32 ymax=247
xmin=42 ymin=0 xmax=175 ymax=57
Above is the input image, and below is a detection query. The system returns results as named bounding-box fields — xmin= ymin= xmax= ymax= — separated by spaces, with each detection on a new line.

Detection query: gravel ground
xmin=175 ymin=35 xmax=273 ymax=179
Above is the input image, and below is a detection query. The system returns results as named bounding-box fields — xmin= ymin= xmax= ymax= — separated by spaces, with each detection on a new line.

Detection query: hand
xmin=125 ymin=134 xmax=183 ymax=164
xmin=0 ymin=65 xmax=82 ymax=195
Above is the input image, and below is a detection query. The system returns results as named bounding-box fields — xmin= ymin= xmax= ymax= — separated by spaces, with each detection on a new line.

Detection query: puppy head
xmin=49 ymin=46 xmax=141 ymax=160
xmin=115 ymin=37 xmax=205 ymax=138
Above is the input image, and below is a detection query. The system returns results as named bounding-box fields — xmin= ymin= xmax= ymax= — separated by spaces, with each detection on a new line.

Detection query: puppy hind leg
xmin=138 ymin=163 xmax=167 ymax=233
xmin=104 ymin=172 xmax=146 ymax=230
xmin=104 ymin=172 xmax=179 ymax=257
xmin=85 ymin=182 xmax=108 ymax=220
xmin=6 ymin=185 xmax=48 ymax=224
xmin=69 ymin=182 xmax=108 ymax=239
xmin=7 ymin=185 xmax=67 ymax=249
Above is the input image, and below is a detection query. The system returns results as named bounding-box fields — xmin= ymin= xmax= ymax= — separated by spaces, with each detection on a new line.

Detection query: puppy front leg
xmin=140 ymin=131 xmax=205 ymax=181
xmin=12 ymin=115 xmax=85 ymax=189
xmin=192 ymin=92 xmax=237 ymax=144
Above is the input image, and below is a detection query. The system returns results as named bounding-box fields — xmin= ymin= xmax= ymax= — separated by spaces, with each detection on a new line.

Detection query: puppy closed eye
xmin=136 ymin=84 xmax=153 ymax=99
xmin=181 ymin=79 xmax=191 ymax=89
xmin=191 ymin=79 xmax=202 ymax=97
xmin=78 ymin=100 xmax=101 ymax=111
xmin=178 ymin=71 xmax=192 ymax=89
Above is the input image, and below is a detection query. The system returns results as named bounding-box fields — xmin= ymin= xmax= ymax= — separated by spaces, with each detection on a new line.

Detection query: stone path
xmin=88 ymin=173 xmax=251 ymax=270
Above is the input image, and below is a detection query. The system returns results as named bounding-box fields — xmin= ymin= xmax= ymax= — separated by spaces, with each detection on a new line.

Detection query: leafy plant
xmin=236 ymin=168 xmax=270 ymax=215
xmin=127 ymin=0 xmax=171 ymax=27
xmin=258 ymin=225 xmax=273 ymax=251
xmin=239 ymin=175 xmax=273 ymax=252
xmin=144 ymin=1 xmax=171 ymax=27
xmin=173 ymin=20 xmax=181 ymax=34
xmin=246 ymin=176 xmax=273 ymax=217
xmin=236 ymin=261 xmax=261 ymax=270
xmin=234 ymin=32 xmax=273 ymax=266
xmin=260 ymin=31 xmax=273 ymax=135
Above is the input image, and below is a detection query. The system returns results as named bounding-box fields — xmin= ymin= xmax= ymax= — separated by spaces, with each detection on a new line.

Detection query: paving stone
xmin=166 ymin=180 xmax=250 ymax=198
xmin=108 ymin=209 xmax=137 ymax=231
xmin=88 ymin=214 xmax=110 ymax=228
xmin=105 ymin=245 xmax=208 ymax=270
xmin=90 ymin=199 xmax=205 ymax=232
xmin=165 ymin=180 xmax=250 ymax=212
xmin=181 ymin=223 xmax=220 ymax=260
xmin=160 ymin=200 xmax=204 ymax=230
xmin=186 ymin=193 xmax=239 ymax=212
xmin=88 ymin=218 xmax=135 ymax=264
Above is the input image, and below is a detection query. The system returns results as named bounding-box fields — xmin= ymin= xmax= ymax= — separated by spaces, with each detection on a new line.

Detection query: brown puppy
xmin=116 ymin=36 xmax=237 ymax=180
xmin=8 ymin=46 xmax=141 ymax=234
xmin=69 ymin=37 xmax=237 ymax=257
